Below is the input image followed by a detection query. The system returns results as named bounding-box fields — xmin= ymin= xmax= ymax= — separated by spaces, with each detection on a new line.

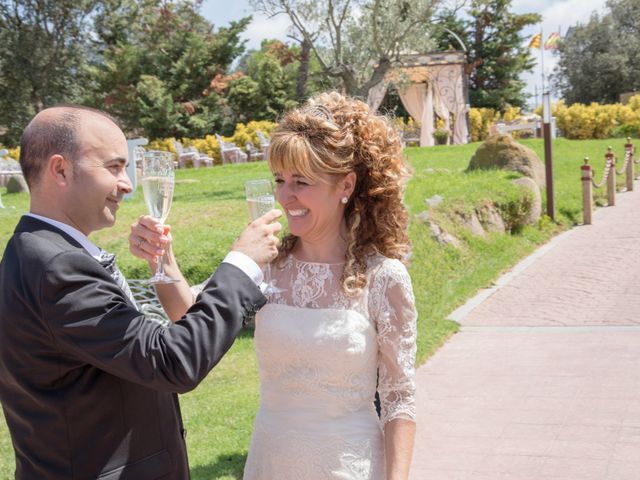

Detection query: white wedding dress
xmin=242 ymin=254 xmax=417 ymax=480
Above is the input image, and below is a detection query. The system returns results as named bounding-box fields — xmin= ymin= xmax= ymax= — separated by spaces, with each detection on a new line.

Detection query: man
xmin=0 ymin=106 xmax=281 ymax=479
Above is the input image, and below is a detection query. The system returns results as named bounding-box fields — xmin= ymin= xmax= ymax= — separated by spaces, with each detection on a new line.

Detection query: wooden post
xmin=581 ymin=157 xmax=593 ymax=225
xmin=606 ymin=146 xmax=616 ymax=206
xmin=542 ymin=92 xmax=555 ymax=220
xmin=625 ymin=137 xmax=634 ymax=191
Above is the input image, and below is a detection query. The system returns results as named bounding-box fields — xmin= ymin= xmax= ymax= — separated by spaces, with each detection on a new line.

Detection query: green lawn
xmin=0 ymin=138 xmax=631 ymax=478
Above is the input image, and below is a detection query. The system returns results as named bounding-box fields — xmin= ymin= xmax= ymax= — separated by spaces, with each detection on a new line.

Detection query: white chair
xmin=173 ymin=140 xmax=213 ymax=168
xmin=125 ymin=138 xmax=148 ymax=200
xmin=246 ymin=142 xmax=263 ymax=161
xmin=216 ymin=134 xmax=247 ymax=164
xmin=400 ymin=126 xmax=420 ymax=148
xmin=0 ymin=153 xmax=23 ymax=207
xmin=256 ymin=131 xmax=270 ymax=157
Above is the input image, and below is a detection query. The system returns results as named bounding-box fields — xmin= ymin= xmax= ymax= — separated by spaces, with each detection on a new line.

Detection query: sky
xmin=201 ymin=0 xmax=608 ymax=109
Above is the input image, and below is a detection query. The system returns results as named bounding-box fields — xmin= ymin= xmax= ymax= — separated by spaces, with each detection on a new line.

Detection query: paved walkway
xmin=410 ymin=181 xmax=640 ymax=480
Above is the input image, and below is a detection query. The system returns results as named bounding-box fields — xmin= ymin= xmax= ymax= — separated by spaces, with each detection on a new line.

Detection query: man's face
xmin=64 ymin=115 xmax=132 ymax=236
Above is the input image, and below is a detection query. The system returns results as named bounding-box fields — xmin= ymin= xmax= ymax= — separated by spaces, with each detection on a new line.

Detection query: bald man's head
xmin=19 ymin=106 xmax=119 ymax=188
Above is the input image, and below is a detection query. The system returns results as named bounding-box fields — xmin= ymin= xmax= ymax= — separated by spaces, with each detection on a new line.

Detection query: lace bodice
xmin=242 ymin=254 xmax=417 ymax=479
xmin=266 ymin=253 xmax=417 ymax=425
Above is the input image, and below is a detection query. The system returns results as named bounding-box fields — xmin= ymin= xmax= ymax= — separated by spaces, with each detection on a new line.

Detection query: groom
xmin=0 ymin=105 xmax=281 ymax=479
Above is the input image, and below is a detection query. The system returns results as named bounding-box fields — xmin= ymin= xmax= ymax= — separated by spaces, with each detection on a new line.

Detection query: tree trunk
xmin=354 ymin=56 xmax=391 ymax=100
xmin=296 ymin=38 xmax=311 ymax=102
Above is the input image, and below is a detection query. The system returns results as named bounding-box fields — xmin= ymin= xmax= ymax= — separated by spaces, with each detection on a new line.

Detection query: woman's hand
xmin=129 ymin=215 xmax=171 ymax=265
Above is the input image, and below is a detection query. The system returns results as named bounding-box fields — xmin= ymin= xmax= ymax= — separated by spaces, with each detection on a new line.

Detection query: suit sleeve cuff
xmin=222 ymin=251 xmax=264 ymax=286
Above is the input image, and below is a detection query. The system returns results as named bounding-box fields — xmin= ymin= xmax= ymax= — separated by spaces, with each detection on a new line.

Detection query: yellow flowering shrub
xmin=229 ymin=120 xmax=277 ymax=149
xmin=627 ymin=94 xmax=640 ymax=112
xmin=551 ymin=101 xmax=640 ymax=139
xmin=7 ymin=146 xmax=20 ymax=161
xmin=502 ymin=107 xmax=521 ymax=123
xmin=469 ymin=108 xmax=499 ymax=141
xmin=147 ymin=138 xmax=177 ymax=154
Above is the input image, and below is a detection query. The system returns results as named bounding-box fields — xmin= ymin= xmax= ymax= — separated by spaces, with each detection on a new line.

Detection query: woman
xmin=130 ymin=92 xmax=417 ymax=479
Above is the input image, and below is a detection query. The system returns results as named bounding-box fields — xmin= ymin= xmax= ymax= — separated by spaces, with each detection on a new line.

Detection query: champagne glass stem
xmin=155 ymin=253 xmax=166 ymax=278
xmin=265 ymin=263 xmax=273 ymax=286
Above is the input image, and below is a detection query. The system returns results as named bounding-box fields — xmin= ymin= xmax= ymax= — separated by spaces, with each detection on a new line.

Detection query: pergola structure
xmin=368 ymin=51 xmax=470 ymax=146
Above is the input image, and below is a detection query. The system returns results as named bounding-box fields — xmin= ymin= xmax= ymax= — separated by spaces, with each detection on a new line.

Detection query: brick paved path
xmin=410 ymin=183 xmax=640 ymax=480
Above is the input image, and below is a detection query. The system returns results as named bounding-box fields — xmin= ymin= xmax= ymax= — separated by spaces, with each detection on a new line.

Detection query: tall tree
xmin=552 ymin=0 xmax=640 ymax=105
xmin=224 ymin=39 xmax=331 ymax=127
xmin=0 ymin=0 xmax=98 ymax=145
xmin=88 ymin=0 xmax=249 ymax=138
xmin=250 ymin=0 xmax=438 ymax=99
xmin=434 ymin=0 xmax=540 ymax=110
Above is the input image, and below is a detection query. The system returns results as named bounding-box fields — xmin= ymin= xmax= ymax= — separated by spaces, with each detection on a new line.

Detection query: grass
xmin=0 ymin=137 xmax=632 ymax=478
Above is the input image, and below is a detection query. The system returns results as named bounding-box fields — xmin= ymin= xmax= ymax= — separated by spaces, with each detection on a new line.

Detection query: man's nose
xmin=118 ymin=169 xmax=133 ymax=193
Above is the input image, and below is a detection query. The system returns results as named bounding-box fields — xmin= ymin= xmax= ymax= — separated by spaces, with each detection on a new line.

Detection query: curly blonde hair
xmin=268 ymin=91 xmax=411 ymax=294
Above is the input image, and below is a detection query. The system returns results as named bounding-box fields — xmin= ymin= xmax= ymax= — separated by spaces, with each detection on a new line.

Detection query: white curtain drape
xmin=433 ymin=92 xmax=450 ymax=143
xmin=398 ymin=83 xmax=434 ymax=147
xmin=428 ymin=65 xmax=469 ymax=145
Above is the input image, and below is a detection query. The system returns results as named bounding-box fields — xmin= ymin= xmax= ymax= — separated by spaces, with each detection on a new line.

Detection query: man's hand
xmin=233 ymin=209 xmax=282 ymax=267
xmin=129 ymin=215 xmax=171 ymax=265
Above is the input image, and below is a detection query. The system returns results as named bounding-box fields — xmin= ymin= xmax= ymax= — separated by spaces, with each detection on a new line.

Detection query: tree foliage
xmin=224 ymin=40 xmax=330 ymax=129
xmin=434 ymin=0 xmax=540 ymax=110
xmin=0 ymin=0 xmax=255 ymax=144
xmin=88 ymin=0 xmax=249 ymax=138
xmin=0 ymin=0 xmax=99 ymax=144
xmin=552 ymin=0 xmax=640 ymax=105
xmin=250 ymin=0 xmax=438 ymax=99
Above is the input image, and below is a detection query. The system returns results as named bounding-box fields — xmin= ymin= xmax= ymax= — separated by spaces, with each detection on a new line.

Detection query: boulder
xmin=476 ymin=202 xmax=507 ymax=233
xmin=468 ymin=134 xmax=546 ymax=188
xmin=512 ymin=177 xmax=542 ymax=227
xmin=429 ymin=221 xmax=461 ymax=248
xmin=425 ymin=194 xmax=444 ymax=208
xmin=461 ymin=213 xmax=486 ymax=237
xmin=6 ymin=175 xmax=29 ymax=194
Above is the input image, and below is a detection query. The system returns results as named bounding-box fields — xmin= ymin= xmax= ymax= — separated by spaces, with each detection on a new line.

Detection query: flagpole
xmin=540 ymin=27 xmax=545 ymax=92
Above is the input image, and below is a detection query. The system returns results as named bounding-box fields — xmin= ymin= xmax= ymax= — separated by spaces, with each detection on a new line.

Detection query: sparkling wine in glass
xmin=141 ymin=150 xmax=179 ymax=284
xmin=245 ymin=179 xmax=284 ymax=294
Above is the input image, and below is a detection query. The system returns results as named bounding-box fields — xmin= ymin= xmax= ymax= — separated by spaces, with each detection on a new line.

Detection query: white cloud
xmin=201 ymin=0 xmax=291 ymax=51
xmin=243 ymin=13 xmax=292 ymax=50
xmin=539 ymin=0 xmax=606 ymax=34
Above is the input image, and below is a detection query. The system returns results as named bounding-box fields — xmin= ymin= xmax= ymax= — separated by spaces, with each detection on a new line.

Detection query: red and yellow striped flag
xmin=528 ymin=33 xmax=541 ymax=49
xmin=544 ymin=32 xmax=560 ymax=50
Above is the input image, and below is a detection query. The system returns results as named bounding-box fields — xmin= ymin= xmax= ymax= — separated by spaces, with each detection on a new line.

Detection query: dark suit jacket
xmin=0 ymin=216 xmax=265 ymax=479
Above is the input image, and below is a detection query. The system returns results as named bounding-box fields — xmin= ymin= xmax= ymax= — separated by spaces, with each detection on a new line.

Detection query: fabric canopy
xmin=397 ymin=83 xmax=434 ymax=147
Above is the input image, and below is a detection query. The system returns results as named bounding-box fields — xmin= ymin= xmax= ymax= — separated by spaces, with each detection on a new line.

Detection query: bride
xmin=129 ymin=92 xmax=417 ymax=479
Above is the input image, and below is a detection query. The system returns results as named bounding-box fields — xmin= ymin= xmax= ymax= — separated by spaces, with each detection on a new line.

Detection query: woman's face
xmin=273 ymin=169 xmax=355 ymax=243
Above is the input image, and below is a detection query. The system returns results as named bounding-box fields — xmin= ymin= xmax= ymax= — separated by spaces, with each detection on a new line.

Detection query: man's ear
xmin=47 ymin=154 xmax=72 ymax=187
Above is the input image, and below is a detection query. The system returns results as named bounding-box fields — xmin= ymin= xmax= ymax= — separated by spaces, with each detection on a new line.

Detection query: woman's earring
xmin=341 ymin=196 xmax=349 ymax=204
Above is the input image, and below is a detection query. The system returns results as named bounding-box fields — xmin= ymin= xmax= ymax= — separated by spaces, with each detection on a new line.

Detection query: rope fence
xmin=581 ymin=138 xmax=636 ymax=224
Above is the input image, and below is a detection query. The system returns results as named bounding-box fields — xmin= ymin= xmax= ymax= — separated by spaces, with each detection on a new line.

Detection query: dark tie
xmin=98 ymin=251 xmax=139 ymax=310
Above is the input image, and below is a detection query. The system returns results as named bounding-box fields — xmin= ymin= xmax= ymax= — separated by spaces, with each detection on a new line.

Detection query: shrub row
xmin=397 ymin=96 xmax=640 ymax=143
xmin=547 ymin=98 xmax=640 ymax=140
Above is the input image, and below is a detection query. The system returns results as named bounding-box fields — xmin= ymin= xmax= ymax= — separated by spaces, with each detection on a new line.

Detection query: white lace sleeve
xmin=371 ymin=259 xmax=417 ymax=425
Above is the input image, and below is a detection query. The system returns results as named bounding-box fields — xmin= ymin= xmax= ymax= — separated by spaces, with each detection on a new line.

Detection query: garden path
xmin=410 ymin=179 xmax=640 ymax=480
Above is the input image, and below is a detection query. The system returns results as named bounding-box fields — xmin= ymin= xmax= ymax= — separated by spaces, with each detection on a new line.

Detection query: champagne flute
xmin=141 ymin=150 xmax=179 ymax=284
xmin=245 ymin=179 xmax=284 ymax=294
